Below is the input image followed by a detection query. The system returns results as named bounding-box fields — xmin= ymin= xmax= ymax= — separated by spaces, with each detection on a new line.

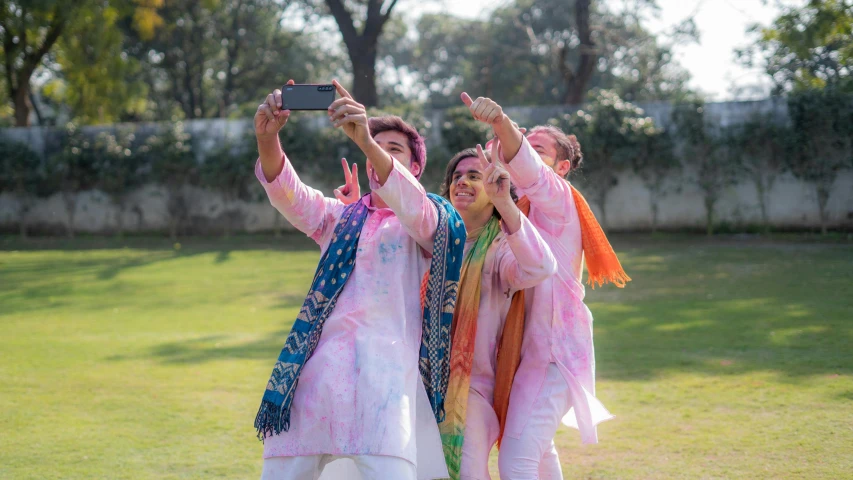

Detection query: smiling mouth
xmin=455 ymin=192 xmax=474 ymax=197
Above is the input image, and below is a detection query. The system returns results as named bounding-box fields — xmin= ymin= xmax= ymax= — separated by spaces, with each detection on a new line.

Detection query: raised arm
xmin=460 ymin=93 xmax=575 ymax=224
xmin=328 ymin=80 xmax=396 ymax=185
xmin=502 ymin=136 xmax=575 ymax=224
xmin=328 ymin=80 xmax=438 ymax=252
xmin=475 ymin=142 xmax=557 ymax=290
xmin=254 ymin=83 xmax=342 ymax=243
xmin=256 ymin=81 xmax=293 ymax=182
xmin=461 ymin=92 xmax=524 ymax=166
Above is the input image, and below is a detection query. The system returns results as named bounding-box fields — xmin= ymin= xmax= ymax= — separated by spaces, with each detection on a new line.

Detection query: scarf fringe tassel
xmin=254 ymin=399 xmax=290 ymax=442
xmin=587 ymin=270 xmax=632 ymax=289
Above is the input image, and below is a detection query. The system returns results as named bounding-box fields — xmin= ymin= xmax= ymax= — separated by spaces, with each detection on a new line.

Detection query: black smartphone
xmin=280 ymin=84 xmax=336 ymax=111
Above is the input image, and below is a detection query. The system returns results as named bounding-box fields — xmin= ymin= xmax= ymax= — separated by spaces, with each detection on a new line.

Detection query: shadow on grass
xmin=0 ymin=249 xmax=218 ymax=316
xmin=108 ymin=290 xmax=308 ymax=365
xmin=590 ymin=243 xmax=853 ymax=382
xmin=271 ymin=293 xmax=313 ymax=310
xmin=0 ymin=232 xmax=318 ymax=252
xmin=6 ymin=234 xmax=851 ymax=382
xmin=134 ymin=291 xmax=852 ymax=380
xmin=593 ymin=298 xmax=853 ymax=382
xmin=96 ymin=251 xmax=179 ymax=280
xmin=137 ymin=245 xmax=853 ymax=381
xmin=0 ymin=233 xmax=319 ymax=317
xmin=215 ymin=250 xmax=231 ymax=264
xmin=106 ymin=329 xmax=294 ymax=365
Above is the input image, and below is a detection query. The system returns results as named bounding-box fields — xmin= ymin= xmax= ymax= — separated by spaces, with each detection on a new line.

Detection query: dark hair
xmin=368 ymin=116 xmax=427 ymax=178
xmin=440 ymin=148 xmax=516 ymax=220
xmin=528 ymin=125 xmax=583 ymax=175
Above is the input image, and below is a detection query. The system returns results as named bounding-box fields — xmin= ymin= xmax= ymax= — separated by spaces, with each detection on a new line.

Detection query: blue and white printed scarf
xmin=255 ymin=193 xmax=465 ymax=439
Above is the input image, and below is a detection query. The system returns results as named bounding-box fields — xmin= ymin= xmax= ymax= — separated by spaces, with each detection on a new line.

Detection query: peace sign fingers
xmin=476 ymin=143 xmax=491 ymax=170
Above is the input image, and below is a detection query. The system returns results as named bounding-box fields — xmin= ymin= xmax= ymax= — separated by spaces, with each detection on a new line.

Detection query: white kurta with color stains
xmin=254 ymin=155 xmax=448 ymax=478
xmin=503 ymin=138 xmax=614 ymax=445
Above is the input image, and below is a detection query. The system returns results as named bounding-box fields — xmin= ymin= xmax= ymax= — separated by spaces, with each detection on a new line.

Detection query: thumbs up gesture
xmin=461 ymin=92 xmax=505 ymax=127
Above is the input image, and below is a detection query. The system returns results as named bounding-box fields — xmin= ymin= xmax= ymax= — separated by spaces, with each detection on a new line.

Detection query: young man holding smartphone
xmin=252 ymin=80 xmax=465 ymax=480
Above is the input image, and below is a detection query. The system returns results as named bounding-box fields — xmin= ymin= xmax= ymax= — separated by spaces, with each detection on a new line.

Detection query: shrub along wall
xmin=1 ymin=93 xmax=851 ymax=237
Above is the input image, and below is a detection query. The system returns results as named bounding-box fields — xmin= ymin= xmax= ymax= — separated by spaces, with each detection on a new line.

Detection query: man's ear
xmin=556 ymin=159 xmax=572 ymax=177
xmin=410 ymin=160 xmax=422 ymax=178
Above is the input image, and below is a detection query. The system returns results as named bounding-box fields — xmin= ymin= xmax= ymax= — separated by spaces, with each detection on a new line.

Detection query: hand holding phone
xmin=255 ymin=81 xmax=295 ymax=139
xmin=328 ymin=80 xmax=372 ymax=150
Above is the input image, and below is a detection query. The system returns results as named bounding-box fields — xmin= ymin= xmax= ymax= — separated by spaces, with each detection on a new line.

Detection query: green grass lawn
xmin=1 ymin=234 xmax=851 ymax=479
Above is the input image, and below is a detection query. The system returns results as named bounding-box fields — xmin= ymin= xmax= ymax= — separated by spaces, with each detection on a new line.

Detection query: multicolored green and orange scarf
xmin=440 ymin=185 xmax=632 ymax=477
xmin=439 ymin=216 xmax=502 ymax=478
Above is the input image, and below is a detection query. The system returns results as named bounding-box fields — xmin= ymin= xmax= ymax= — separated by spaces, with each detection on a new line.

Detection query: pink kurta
xmin=460 ymin=217 xmax=557 ymax=478
xmin=502 ymin=138 xmax=614 ymax=445
xmin=255 ymin=154 xmax=444 ymax=467
xmin=467 ymin=218 xmax=556 ymax=404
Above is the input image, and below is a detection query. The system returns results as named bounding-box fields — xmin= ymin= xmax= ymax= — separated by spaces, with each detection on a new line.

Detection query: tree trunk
xmin=4 ymin=5 xmax=66 ymax=126
xmin=183 ymin=61 xmax=197 ymax=119
xmin=324 ymin=0 xmax=394 ymax=108
xmin=195 ymin=43 xmax=206 ymax=118
xmin=29 ymin=90 xmax=45 ymax=126
xmin=560 ymin=0 xmax=596 ymax=104
xmin=14 ymin=84 xmax=32 ymax=127
xmin=817 ymin=184 xmax=830 ymax=235
xmin=219 ymin=8 xmax=241 ymax=118
xmin=351 ymin=50 xmax=379 ymax=107
xmin=167 ymin=186 xmax=186 ymax=241
xmin=752 ymin=169 xmax=778 ymax=234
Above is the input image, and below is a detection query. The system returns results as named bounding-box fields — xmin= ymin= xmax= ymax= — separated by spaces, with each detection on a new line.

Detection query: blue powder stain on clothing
xmin=377 ymin=243 xmax=402 ymax=264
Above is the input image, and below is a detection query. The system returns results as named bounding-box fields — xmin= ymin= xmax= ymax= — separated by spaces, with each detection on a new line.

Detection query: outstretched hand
xmin=461 ymin=92 xmax=506 ymax=127
xmin=328 ymin=80 xmax=371 ymax=148
xmin=333 ymin=158 xmax=361 ymax=205
xmin=464 ymin=91 xmax=526 ymax=164
xmin=255 ymin=79 xmax=294 ymax=139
